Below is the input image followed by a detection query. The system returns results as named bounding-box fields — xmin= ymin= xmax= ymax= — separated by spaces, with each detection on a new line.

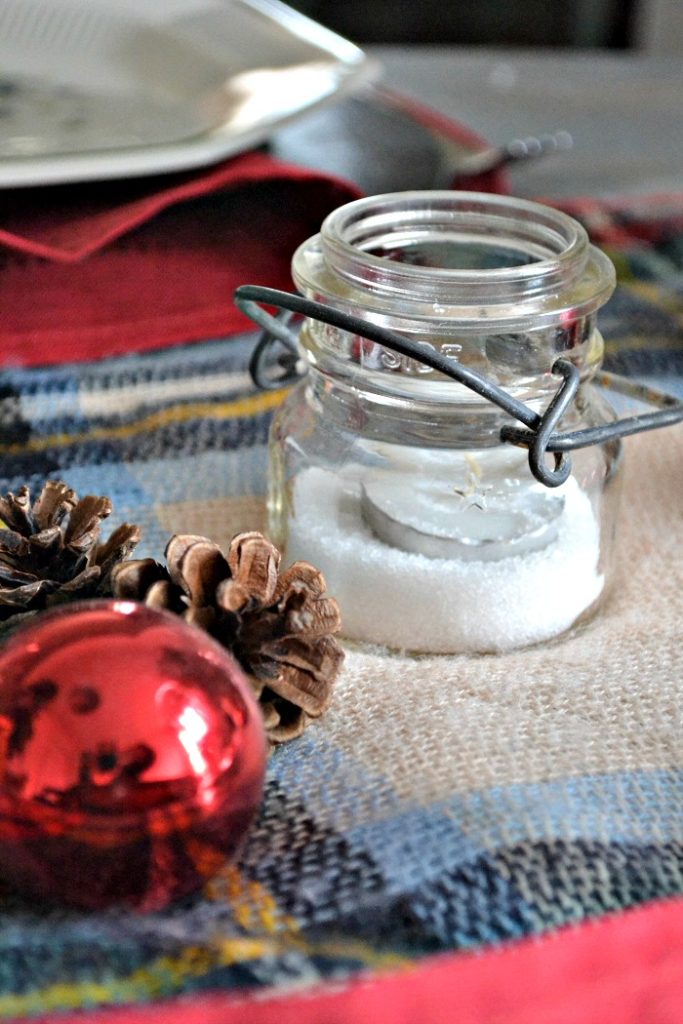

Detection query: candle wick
xmin=452 ymin=456 xmax=491 ymax=510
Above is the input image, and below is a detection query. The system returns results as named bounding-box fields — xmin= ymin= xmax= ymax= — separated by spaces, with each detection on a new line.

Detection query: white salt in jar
xmin=268 ymin=192 xmax=622 ymax=654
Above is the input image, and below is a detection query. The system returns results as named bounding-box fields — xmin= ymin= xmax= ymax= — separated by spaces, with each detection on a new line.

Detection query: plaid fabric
xmin=0 ymin=208 xmax=681 ymax=1019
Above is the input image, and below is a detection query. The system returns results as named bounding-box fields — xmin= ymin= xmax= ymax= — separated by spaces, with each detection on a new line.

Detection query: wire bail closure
xmin=235 ymin=284 xmax=683 ymax=489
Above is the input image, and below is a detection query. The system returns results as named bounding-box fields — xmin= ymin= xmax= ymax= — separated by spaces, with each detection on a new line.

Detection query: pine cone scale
xmin=0 ymin=580 xmax=55 ymax=612
xmin=59 ymin=567 xmax=102 ymax=594
xmin=238 ymin=651 xmax=281 ymax=684
xmin=93 ymin=524 xmax=142 ymax=574
xmin=269 ymin=664 xmax=332 ymax=717
xmin=111 ymin=559 xmax=166 ymax=599
xmin=260 ymin=640 xmax=325 ymax=677
xmin=32 ymin=482 xmax=75 ymax=531
xmin=227 ymin=533 xmax=280 ymax=604
xmin=176 ymin=541 xmax=230 ymax=608
xmin=285 ymin=598 xmax=342 ymax=637
xmin=258 ymin=700 xmax=282 ymax=730
xmin=185 ymin=605 xmax=217 ymax=632
xmin=0 ymin=487 xmax=33 ymax=533
xmin=148 ymin=579 xmax=179 ymax=610
xmin=0 ymin=565 xmax=40 ymax=586
xmin=263 ymin=635 xmax=344 ymax=675
xmin=64 ymin=495 xmax=112 ymax=546
xmin=0 ymin=531 xmax=29 ymax=560
xmin=165 ymin=535 xmax=213 ymax=591
xmin=27 ymin=527 xmax=62 ymax=557
xmin=261 ymin=699 xmax=309 ymax=743
xmin=273 ymin=561 xmax=326 ymax=601
xmin=215 ymin=578 xmax=253 ymax=614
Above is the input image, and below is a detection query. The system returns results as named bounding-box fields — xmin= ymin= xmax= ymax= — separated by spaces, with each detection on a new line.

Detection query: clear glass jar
xmin=268 ymin=191 xmax=622 ymax=654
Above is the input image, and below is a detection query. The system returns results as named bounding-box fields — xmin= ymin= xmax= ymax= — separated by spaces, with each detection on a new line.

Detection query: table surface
xmin=1 ymin=44 xmax=683 ymax=1023
xmin=364 ymin=46 xmax=683 ymax=199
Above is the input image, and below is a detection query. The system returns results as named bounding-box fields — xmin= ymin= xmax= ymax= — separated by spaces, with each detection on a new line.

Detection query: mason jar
xmin=267 ymin=191 xmax=622 ymax=654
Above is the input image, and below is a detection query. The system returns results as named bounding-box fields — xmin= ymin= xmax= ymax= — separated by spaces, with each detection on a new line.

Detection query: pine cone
xmin=112 ymin=532 xmax=344 ymax=747
xmin=0 ymin=482 xmax=141 ymax=621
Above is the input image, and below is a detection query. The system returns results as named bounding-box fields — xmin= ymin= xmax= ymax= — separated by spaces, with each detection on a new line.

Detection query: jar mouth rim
xmin=294 ymin=191 xmax=616 ymax=329
xmin=321 ymin=191 xmax=589 ymax=287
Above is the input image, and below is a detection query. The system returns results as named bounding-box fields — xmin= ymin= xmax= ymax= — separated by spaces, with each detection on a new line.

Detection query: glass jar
xmin=268 ymin=191 xmax=622 ymax=654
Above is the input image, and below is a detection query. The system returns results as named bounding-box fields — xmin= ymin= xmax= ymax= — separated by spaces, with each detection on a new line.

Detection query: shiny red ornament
xmin=0 ymin=600 xmax=266 ymax=911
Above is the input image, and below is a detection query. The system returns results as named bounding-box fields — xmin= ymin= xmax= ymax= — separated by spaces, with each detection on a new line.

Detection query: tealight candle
xmin=268 ymin=192 xmax=622 ymax=654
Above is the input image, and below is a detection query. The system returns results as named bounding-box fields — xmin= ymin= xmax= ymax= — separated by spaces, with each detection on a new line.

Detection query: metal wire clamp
xmin=234 ymin=284 xmax=683 ymax=489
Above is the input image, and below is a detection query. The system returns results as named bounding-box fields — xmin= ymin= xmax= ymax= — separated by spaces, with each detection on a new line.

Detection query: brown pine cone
xmin=112 ymin=532 xmax=344 ymax=747
xmin=0 ymin=482 xmax=141 ymax=621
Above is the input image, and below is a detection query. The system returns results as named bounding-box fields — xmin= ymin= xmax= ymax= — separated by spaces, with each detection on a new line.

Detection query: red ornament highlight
xmin=0 ymin=600 xmax=266 ymax=910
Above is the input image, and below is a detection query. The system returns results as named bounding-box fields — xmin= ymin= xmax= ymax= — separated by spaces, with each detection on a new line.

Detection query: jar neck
xmin=304 ymin=351 xmax=598 ymax=450
xmin=299 ymin=317 xmax=605 ymax=405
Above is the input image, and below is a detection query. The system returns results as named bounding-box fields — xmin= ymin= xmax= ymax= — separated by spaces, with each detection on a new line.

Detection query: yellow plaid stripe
xmin=0 ymin=389 xmax=289 ymax=455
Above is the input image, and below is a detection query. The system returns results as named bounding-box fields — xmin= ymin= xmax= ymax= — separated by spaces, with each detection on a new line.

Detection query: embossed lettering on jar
xmin=268 ymin=192 xmax=622 ymax=654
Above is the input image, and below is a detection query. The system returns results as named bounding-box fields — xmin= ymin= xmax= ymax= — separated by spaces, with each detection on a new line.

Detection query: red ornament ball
xmin=0 ymin=600 xmax=266 ymax=911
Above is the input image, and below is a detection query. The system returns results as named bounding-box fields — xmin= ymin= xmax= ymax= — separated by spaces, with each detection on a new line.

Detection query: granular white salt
xmin=285 ymin=467 xmax=604 ymax=654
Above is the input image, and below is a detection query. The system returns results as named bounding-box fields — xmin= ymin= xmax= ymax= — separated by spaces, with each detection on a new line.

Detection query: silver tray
xmin=0 ymin=0 xmax=374 ymax=187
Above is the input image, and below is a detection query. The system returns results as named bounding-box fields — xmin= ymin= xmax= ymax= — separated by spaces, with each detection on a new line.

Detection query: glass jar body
xmin=267 ymin=192 xmax=622 ymax=655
